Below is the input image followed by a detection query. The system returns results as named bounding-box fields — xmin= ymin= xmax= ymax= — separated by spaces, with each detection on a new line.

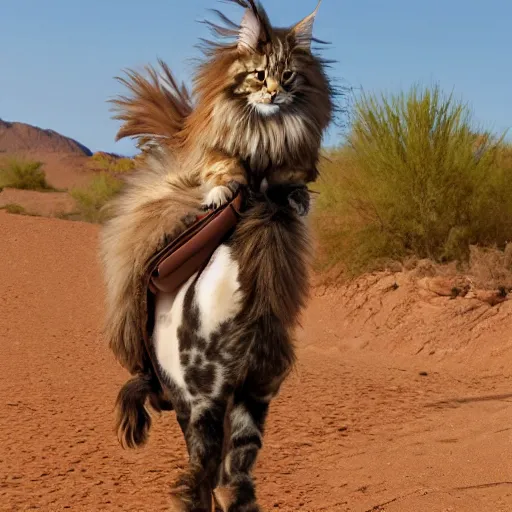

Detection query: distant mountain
xmin=0 ymin=119 xmax=92 ymax=156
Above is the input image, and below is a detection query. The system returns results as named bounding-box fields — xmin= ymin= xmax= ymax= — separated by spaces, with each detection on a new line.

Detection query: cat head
xmin=190 ymin=0 xmax=334 ymax=169
xmin=230 ymin=0 xmax=322 ymax=116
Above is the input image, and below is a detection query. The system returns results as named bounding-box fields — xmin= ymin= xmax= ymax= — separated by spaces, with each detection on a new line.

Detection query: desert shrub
xmin=1 ymin=203 xmax=27 ymax=215
xmin=497 ymin=143 xmax=512 ymax=171
xmin=0 ymin=158 xmax=53 ymax=191
xmin=70 ymin=172 xmax=123 ymax=223
xmin=313 ymin=84 xmax=511 ymax=275
xmin=88 ymin=152 xmax=135 ymax=173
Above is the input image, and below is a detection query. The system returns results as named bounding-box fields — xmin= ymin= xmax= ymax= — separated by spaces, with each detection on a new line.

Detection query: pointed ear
xmin=238 ymin=8 xmax=263 ymax=53
xmin=291 ymin=1 xmax=321 ymax=50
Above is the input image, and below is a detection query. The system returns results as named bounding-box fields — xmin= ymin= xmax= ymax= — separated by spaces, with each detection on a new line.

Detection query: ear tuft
xmin=292 ymin=0 xmax=321 ymax=50
xmin=238 ymin=8 xmax=262 ymax=53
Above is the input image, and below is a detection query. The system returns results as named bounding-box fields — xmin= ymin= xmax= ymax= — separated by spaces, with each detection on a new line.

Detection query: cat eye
xmin=254 ymin=70 xmax=266 ymax=82
xmin=282 ymin=70 xmax=295 ymax=83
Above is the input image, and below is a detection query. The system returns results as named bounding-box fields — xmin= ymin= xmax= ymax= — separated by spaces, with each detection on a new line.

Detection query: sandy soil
xmin=1 ymin=210 xmax=512 ymax=512
xmin=0 ymin=188 xmax=76 ymax=217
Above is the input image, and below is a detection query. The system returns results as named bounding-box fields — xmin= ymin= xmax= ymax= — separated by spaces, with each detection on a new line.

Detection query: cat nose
xmin=266 ymin=78 xmax=279 ymax=95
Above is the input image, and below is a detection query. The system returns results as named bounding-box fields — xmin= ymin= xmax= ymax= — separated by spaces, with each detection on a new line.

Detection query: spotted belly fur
xmin=153 ymin=244 xmax=243 ymax=406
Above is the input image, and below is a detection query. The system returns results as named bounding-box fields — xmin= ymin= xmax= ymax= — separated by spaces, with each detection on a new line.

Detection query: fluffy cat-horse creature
xmin=102 ymin=0 xmax=333 ymax=375
xmin=100 ymin=1 xmax=334 ymax=510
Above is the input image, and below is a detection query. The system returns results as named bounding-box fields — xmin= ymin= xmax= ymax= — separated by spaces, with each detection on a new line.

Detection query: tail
xmin=115 ymin=373 xmax=173 ymax=449
xmin=109 ymin=58 xmax=193 ymax=151
xmin=100 ymin=153 xmax=204 ymax=374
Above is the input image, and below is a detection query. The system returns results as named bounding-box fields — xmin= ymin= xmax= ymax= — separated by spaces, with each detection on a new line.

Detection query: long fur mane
xmin=110 ymin=0 xmax=336 ymax=168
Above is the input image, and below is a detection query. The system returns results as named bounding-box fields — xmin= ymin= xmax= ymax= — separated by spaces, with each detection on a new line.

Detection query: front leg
xmin=201 ymin=153 xmax=247 ymax=210
xmin=262 ymin=180 xmax=311 ymax=218
xmin=170 ymin=400 xmax=228 ymax=512
xmin=265 ymin=167 xmax=315 ymax=217
xmin=203 ymin=180 xmax=242 ymax=211
xmin=214 ymin=392 xmax=272 ymax=512
xmin=287 ymin=186 xmax=310 ymax=217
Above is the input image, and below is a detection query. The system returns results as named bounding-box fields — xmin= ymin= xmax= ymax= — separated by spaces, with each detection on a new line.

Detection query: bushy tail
xmin=109 ymin=58 xmax=192 ymax=151
xmin=100 ymin=149 xmax=205 ymax=374
xmin=101 ymin=60 xmax=203 ymax=376
xmin=115 ymin=373 xmax=173 ymax=449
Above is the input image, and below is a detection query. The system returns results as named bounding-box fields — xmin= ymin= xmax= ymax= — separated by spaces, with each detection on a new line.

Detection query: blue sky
xmin=1 ymin=0 xmax=510 ymax=155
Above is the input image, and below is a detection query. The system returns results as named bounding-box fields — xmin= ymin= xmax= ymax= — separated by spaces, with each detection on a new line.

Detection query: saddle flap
xmin=148 ymin=191 xmax=243 ymax=295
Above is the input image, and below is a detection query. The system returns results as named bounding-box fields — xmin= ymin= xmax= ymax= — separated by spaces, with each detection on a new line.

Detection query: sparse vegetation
xmin=313 ymin=84 xmax=512 ymax=276
xmin=0 ymin=158 xmax=55 ymax=191
xmin=70 ymin=172 xmax=123 ymax=223
xmin=3 ymin=85 xmax=511 ymax=286
xmin=88 ymin=152 xmax=135 ymax=173
xmin=1 ymin=203 xmax=27 ymax=215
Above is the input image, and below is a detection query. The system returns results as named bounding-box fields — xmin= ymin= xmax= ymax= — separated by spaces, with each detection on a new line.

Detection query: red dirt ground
xmin=0 ymin=189 xmax=76 ymax=217
xmin=2 ymin=211 xmax=512 ymax=512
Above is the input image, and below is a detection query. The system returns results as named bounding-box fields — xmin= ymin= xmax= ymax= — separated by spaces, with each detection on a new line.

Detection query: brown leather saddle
xmin=139 ymin=191 xmax=244 ymax=391
xmin=147 ymin=190 xmax=243 ymax=295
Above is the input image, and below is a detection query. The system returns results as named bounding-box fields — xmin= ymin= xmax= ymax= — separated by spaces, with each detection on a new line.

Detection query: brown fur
xmin=170 ymin=462 xmax=215 ymax=511
xmin=100 ymin=153 xmax=204 ymax=373
xmin=213 ymin=486 xmax=235 ymax=512
xmin=101 ymin=0 xmax=333 ymax=376
xmin=112 ymin=59 xmax=192 ymax=152
xmin=114 ymin=374 xmax=153 ymax=449
xmin=231 ymin=185 xmax=312 ymax=332
xmin=109 ymin=1 xmax=333 ymax=181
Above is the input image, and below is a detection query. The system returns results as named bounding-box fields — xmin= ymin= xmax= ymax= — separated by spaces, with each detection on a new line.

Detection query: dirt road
xmin=1 ymin=211 xmax=512 ymax=511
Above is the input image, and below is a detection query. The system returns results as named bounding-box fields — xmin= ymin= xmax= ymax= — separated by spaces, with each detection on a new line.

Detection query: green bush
xmin=0 ymin=158 xmax=53 ymax=191
xmin=313 ymin=84 xmax=511 ymax=275
xmin=70 ymin=173 xmax=123 ymax=223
